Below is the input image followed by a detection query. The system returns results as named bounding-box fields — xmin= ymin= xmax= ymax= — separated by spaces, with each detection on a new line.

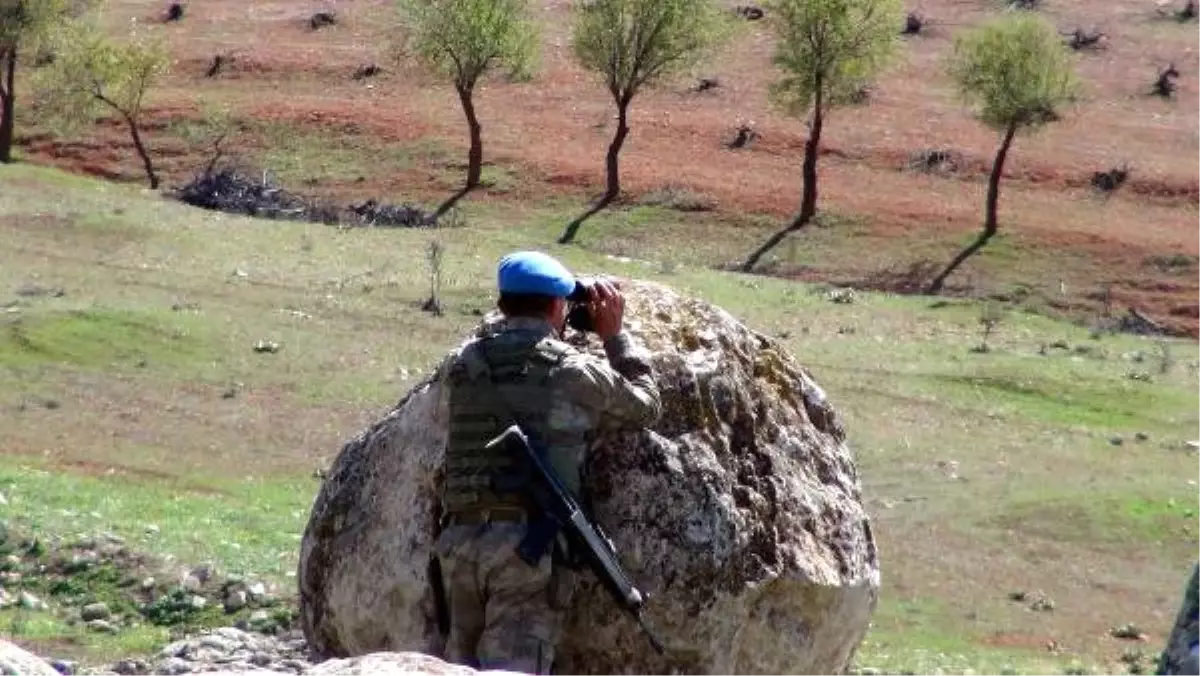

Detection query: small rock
xmin=250 ymin=652 xmax=273 ymax=667
xmin=86 ymin=619 xmax=118 ymax=633
xmin=189 ymin=595 xmax=207 ymax=610
xmin=156 ymin=657 xmax=190 ymax=672
xmin=190 ymin=564 xmax=214 ymax=584
xmin=826 ymin=287 xmax=857 ymax=304
xmin=113 ymin=658 xmax=148 ymax=675
xmin=249 ymin=609 xmax=269 ymax=623
xmin=246 ymin=582 xmax=267 ymax=601
xmin=140 ymin=576 xmax=156 ymax=590
xmin=81 ymin=602 xmax=111 ymax=621
xmin=225 ymin=589 xmax=248 ymax=612
xmin=145 ymin=524 xmax=160 ymax=535
xmin=50 ymin=659 xmax=77 ymax=675
xmin=1111 ymin=623 xmax=1147 ymax=640
xmin=1029 ymin=596 xmax=1055 ymax=612
xmin=18 ymin=591 xmax=46 ymax=611
xmin=252 ymin=340 xmax=281 ymax=354
xmin=15 ymin=283 xmax=65 ymax=298
xmin=181 ymin=573 xmax=202 ymax=591
xmin=0 ymin=493 xmax=7 ymax=506
xmin=198 ymin=637 xmax=236 ymax=655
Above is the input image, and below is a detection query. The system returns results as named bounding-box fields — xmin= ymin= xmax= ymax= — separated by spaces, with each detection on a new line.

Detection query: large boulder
xmin=298 ymin=280 xmax=880 ymax=674
xmin=0 ymin=639 xmax=62 ymax=676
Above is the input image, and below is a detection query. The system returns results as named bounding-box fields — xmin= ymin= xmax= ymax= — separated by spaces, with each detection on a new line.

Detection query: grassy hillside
xmin=1 ymin=163 xmax=1196 ymax=673
xmin=10 ymin=0 xmax=1199 ymax=337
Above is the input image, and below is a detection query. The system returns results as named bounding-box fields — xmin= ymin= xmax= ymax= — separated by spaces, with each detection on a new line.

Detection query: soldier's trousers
xmin=434 ymin=522 xmax=576 ymax=674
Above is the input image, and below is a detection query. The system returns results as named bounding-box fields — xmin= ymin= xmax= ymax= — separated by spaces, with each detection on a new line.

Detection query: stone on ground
xmin=306 ymin=652 xmax=521 ymax=675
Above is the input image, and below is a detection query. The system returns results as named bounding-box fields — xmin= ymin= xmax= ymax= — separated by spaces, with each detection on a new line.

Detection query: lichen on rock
xmin=298 ymin=280 xmax=880 ymax=674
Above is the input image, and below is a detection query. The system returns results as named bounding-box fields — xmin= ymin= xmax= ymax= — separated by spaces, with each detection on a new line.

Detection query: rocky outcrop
xmin=86 ymin=639 xmax=512 ymax=675
xmin=85 ymin=627 xmax=308 ymax=675
xmin=0 ymin=639 xmax=62 ymax=676
xmin=298 ymin=280 xmax=880 ymax=674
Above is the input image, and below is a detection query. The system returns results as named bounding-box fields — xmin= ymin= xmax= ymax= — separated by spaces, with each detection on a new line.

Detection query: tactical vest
xmin=443 ymin=333 xmax=570 ymax=513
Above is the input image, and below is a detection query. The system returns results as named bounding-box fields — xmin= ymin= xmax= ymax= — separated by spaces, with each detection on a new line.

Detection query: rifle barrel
xmin=637 ymin=612 xmax=666 ymax=655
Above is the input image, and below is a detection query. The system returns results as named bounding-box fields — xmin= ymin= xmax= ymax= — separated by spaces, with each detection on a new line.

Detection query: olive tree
xmin=37 ymin=22 xmax=169 ymax=188
xmin=559 ymin=0 xmax=726 ymax=244
xmin=0 ymin=0 xmax=89 ymax=163
xmin=925 ymin=13 xmax=1077 ymax=293
xmin=396 ymin=0 xmax=537 ymax=199
xmin=739 ymin=0 xmax=902 ymax=271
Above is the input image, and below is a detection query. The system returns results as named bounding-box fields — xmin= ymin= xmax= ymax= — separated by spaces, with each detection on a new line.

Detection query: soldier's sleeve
xmin=555 ymin=332 xmax=662 ymax=427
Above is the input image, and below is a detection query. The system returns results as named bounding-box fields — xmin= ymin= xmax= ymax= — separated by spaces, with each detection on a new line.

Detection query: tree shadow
xmin=433 ymin=186 xmax=472 ymax=219
xmin=558 ymin=194 xmax=614 ymax=244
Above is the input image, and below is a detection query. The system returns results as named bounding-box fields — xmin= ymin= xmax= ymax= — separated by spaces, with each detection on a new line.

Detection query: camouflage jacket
xmin=438 ymin=316 xmax=662 ymax=499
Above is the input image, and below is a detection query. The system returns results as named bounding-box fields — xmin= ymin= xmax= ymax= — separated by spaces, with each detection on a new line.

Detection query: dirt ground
xmin=13 ymin=0 xmax=1200 ymax=334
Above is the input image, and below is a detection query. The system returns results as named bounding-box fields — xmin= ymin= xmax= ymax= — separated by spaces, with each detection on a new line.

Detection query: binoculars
xmin=566 ymin=280 xmax=595 ymax=333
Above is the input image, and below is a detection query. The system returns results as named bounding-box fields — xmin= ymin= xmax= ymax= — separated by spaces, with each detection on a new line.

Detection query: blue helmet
xmin=497 ymin=251 xmax=576 ymax=298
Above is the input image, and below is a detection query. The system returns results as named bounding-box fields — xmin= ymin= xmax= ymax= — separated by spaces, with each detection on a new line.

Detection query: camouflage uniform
xmin=1158 ymin=563 xmax=1199 ymax=676
xmin=434 ymin=316 xmax=660 ymax=674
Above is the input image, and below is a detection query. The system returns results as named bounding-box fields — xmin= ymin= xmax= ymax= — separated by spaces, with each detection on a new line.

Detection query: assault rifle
xmin=486 ymin=424 xmax=666 ymax=655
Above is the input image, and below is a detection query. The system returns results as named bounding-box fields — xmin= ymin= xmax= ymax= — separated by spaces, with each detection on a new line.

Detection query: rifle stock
xmin=487 ymin=424 xmax=666 ymax=655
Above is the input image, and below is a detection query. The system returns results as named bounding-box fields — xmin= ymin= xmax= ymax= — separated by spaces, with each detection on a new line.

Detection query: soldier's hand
xmin=588 ymin=278 xmax=624 ymax=340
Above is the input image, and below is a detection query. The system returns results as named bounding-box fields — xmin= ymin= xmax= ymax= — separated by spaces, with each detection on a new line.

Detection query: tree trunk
xmin=926 ymin=122 xmax=1018 ymax=294
xmin=0 ymin=48 xmax=16 ymax=165
xmin=558 ymin=95 xmax=630 ymax=245
xmin=604 ymin=98 xmax=631 ymax=203
xmin=740 ymin=87 xmax=825 ymax=272
xmin=125 ymin=113 xmax=159 ymax=189
xmin=456 ymin=85 xmax=482 ymax=190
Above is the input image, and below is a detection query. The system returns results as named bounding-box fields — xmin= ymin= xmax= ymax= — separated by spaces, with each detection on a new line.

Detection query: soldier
xmin=1158 ymin=563 xmax=1199 ymax=676
xmin=433 ymin=251 xmax=662 ymax=674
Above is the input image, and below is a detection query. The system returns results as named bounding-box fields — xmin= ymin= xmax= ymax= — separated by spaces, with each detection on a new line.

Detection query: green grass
xmin=0 ymin=460 xmax=311 ymax=579
xmin=917 ymin=362 xmax=1196 ymax=430
xmin=0 ymin=308 xmax=214 ymax=371
xmin=1 ymin=608 xmax=173 ymax=664
xmin=1 ymin=162 xmax=1197 ymax=671
xmin=993 ymin=492 xmax=1197 ymax=548
xmin=857 ymin=596 xmax=1081 ymax=675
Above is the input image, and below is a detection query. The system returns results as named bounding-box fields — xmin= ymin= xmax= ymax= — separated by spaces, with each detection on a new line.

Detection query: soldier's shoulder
xmin=437 ymin=337 xmax=483 ymax=376
xmin=534 ymin=336 xmax=586 ymax=361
